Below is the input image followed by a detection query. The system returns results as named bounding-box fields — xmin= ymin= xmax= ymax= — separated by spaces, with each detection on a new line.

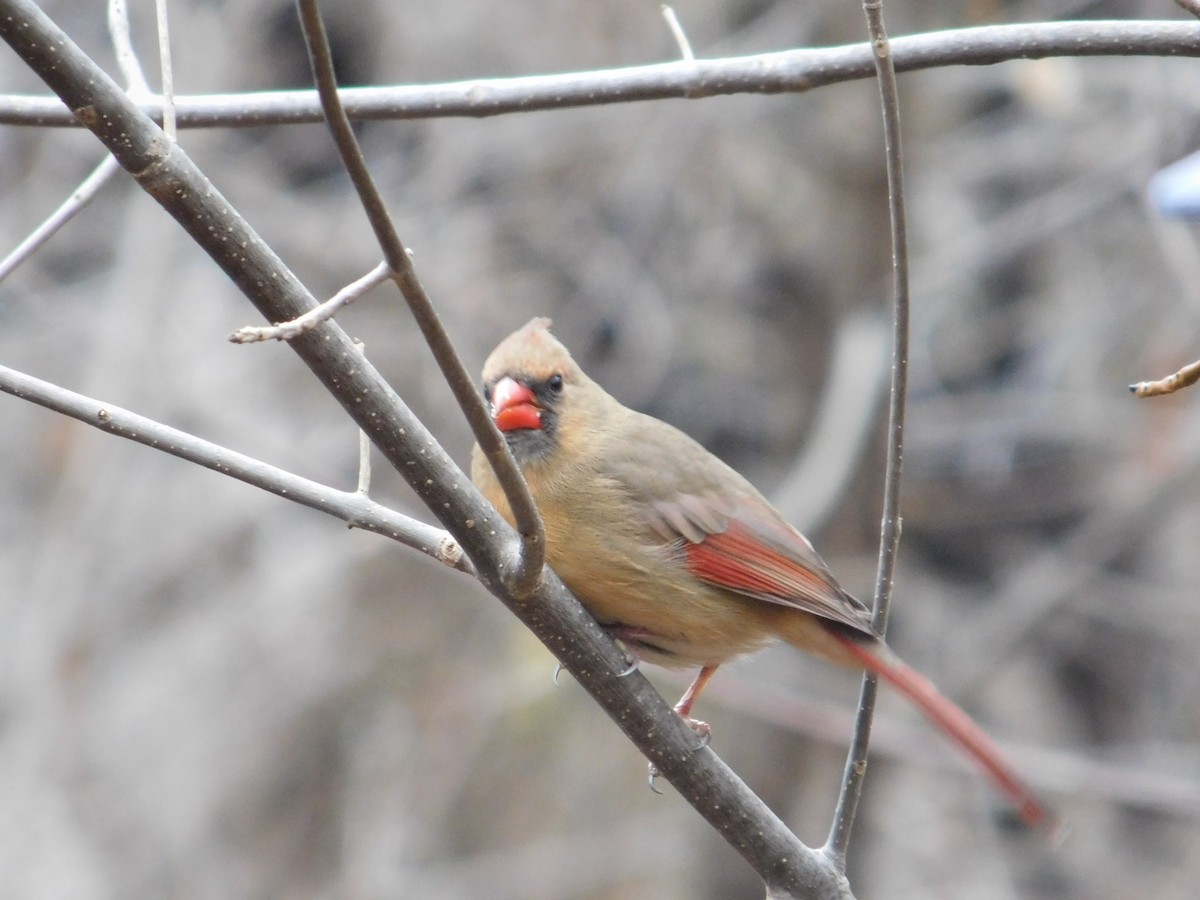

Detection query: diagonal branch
xmin=293 ymin=0 xmax=545 ymax=599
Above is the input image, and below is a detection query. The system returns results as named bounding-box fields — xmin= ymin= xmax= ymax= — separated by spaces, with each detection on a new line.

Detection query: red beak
xmin=490 ymin=376 xmax=542 ymax=432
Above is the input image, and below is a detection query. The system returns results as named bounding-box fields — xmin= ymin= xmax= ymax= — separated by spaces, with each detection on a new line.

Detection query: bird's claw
xmin=617 ymin=648 xmax=639 ymax=677
xmin=671 ymin=706 xmax=713 ymax=749
xmin=552 ymin=662 xmax=564 ymax=686
xmin=646 ymin=718 xmax=710 ymax=793
xmin=647 ymin=762 xmax=664 ymax=794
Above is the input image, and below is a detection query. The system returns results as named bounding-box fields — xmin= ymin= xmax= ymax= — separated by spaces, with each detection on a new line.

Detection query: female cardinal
xmin=470 ymin=317 xmax=1051 ymax=830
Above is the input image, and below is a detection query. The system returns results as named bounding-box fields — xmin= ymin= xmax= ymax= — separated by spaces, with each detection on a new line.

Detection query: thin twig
xmin=0 ymin=154 xmax=121 ymax=284
xmin=106 ymin=0 xmax=151 ymax=98
xmin=355 ymin=338 xmax=372 ymax=495
xmin=294 ymin=0 xmax=546 ymax=599
xmin=230 ymin=261 xmax=391 ymax=343
xmin=660 ymin=5 xmax=695 ymax=61
xmin=1130 ymin=357 xmax=1200 ymax=397
xmin=3 ymin=21 xmax=1198 ymax=129
xmin=357 ymin=426 xmax=372 ymax=495
xmin=0 ymin=0 xmax=150 ymax=284
xmin=0 ymin=362 xmax=473 ymax=574
xmin=825 ymin=0 xmax=910 ymax=867
xmin=154 ymin=0 xmax=176 ymax=139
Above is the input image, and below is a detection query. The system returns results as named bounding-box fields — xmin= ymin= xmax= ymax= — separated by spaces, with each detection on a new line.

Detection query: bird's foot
xmin=677 ymin=714 xmax=712 ymax=748
xmin=600 ymin=624 xmax=647 ymax=676
xmin=646 ymin=716 xmax=711 ymax=794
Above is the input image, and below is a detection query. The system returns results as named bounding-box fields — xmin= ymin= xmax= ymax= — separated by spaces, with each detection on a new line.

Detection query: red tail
xmin=829 ymin=632 xmax=1057 ymax=835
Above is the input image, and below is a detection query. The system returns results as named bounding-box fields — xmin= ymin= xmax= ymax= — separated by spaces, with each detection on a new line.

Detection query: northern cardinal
xmin=470 ymin=317 xmax=1051 ymax=831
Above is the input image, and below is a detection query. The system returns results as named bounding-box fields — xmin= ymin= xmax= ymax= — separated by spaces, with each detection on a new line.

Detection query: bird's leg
xmin=673 ymin=664 xmax=718 ymax=742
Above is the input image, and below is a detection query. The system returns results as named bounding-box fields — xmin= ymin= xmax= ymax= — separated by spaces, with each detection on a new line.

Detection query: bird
xmin=470 ymin=316 xmax=1052 ymax=831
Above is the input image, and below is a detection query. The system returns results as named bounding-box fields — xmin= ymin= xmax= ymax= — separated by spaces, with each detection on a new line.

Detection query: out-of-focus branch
xmin=0 ymin=2 xmax=846 ymax=894
xmin=107 ymin=0 xmax=152 ymax=98
xmin=826 ymin=0 xmax=911 ymax=866
xmin=153 ymin=0 xmax=176 ymax=139
xmin=0 ymin=154 xmax=121 ymax=284
xmin=0 ymin=363 xmax=473 ymax=574
xmin=294 ymin=0 xmax=545 ymax=600
xmin=0 ymin=0 xmax=147 ymax=284
xmin=773 ymin=314 xmax=889 ymax=555
xmin=1 ymin=21 xmax=1198 ymax=129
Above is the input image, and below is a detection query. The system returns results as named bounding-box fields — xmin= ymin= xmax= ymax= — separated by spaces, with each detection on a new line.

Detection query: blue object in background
xmin=1149 ymin=149 xmax=1200 ymax=219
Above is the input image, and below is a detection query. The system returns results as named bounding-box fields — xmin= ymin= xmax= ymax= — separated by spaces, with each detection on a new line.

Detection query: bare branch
xmin=0 ymin=0 xmax=149 ymax=284
xmin=1130 ymin=357 xmax=1200 ymax=397
xmin=2 ymin=21 xmax=1198 ymax=129
xmin=826 ymin=0 xmax=912 ymax=865
xmin=154 ymin=0 xmax=176 ymax=139
xmin=294 ymin=0 xmax=546 ymax=600
xmin=357 ymin=426 xmax=372 ymax=495
xmin=0 ymin=362 xmax=472 ymax=574
xmin=230 ymin=261 xmax=391 ymax=343
xmin=0 ymin=153 xmax=121 ymax=284
xmin=106 ymin=0 xmax=151 ymax=98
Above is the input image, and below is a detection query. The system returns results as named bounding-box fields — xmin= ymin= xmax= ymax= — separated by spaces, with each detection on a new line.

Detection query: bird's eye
xmin=547 ymin=374 xmax=564 ymax=394
xmin=482 ymin=384 xmax=492 ymax=403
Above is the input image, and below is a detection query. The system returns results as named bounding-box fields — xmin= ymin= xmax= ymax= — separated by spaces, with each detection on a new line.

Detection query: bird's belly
xmin=550 ymin=548 xmax=777 ymax=670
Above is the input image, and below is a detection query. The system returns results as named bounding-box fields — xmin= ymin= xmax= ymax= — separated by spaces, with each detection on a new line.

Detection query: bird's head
xmin=480 ymin=317 xmax=593 ymax=465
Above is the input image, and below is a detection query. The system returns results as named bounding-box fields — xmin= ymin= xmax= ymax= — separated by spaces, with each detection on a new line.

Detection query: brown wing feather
xmin=647 ymin=491 xmax=876 ymax=637
xmin=606 ymin=408 xmax=876 ymax=637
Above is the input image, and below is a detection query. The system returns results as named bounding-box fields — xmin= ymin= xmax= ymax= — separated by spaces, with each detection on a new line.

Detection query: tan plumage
xmin=470 ymin=317 xmax=1052 ymax=831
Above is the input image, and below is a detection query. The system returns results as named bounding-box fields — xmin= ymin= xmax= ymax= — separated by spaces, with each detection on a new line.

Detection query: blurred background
xmin=3 ymin=1 xmax=1200 ymax=897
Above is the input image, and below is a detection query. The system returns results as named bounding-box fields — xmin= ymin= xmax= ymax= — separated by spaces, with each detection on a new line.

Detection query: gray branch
xmin=0 ymin=363 xmax=472 ymax=574
xmin=1 ymin=20 xmax=1196 ymax=129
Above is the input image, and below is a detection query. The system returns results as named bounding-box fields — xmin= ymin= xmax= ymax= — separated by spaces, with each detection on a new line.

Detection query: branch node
xmin=436 ymin=535 xmax=465 ymax=569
